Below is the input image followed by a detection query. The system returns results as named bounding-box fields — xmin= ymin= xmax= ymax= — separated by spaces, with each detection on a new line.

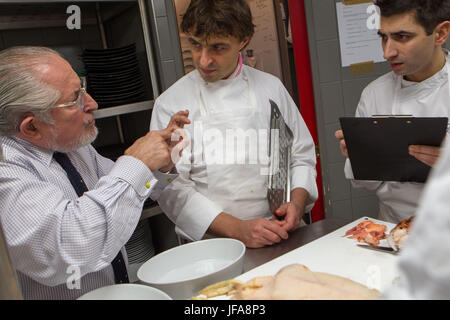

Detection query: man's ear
xmin=18 ymin=115 xmax=42 ymax=140
xmin=239 ymin=37 xmax=250 ymax=51
xmin=434 ymin=21 xmax=450 ymax=46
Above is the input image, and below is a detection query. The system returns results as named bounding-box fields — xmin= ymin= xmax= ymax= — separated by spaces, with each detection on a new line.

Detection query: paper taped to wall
xmin=336 ymin=2 xmax=385 ymax=68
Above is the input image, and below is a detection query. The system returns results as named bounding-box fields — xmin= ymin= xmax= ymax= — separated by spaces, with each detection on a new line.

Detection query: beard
xmin=48 ymin=125 xmax=99 ymax=153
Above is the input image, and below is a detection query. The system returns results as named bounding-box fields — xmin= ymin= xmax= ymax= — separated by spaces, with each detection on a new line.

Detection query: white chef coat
xmin=345 ymin=52 xmax=450 ymax=223
xmin=150 ymin=65 xmax=318 ymax=241
xmin=382 ymin=137 xmax=450 ymax=299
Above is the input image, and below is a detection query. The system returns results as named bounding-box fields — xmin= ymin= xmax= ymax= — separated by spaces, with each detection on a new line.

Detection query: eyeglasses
xmin=49 ymin=79 xmax=87 ymax=112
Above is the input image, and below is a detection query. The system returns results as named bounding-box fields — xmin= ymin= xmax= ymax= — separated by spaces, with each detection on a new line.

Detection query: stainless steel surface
xmin=242 ymin=217 xmax=350 ymax=273
xmin=0 ymin=2 xmax=132 ymax=31
xmin=93 ymin=99 xmax=154 ymax=119
xmin=267 ymin=99 xmax=294 ymax=215
xmin=0 ymin=223 xmax=22 ymax=300
xmin=140 ymin=204 xmax=163 ymax=221
xmin=0 ymin=0 xmax=134 ymax=2
xmin=138 ymin=0 xmax=160 ymax=98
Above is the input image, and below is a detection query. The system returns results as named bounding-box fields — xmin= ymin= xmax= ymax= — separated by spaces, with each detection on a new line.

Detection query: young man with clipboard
xmin=335 ymin=0 xmax=450 ymax=223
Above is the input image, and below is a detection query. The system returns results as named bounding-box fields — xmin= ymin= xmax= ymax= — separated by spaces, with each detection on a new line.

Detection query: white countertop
xmin=221 ymin=217 xmax=399 ymax=298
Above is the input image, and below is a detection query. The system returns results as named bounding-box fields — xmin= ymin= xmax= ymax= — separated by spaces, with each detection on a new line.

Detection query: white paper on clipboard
xmin=336 ymin=1 xmax=385 ymax=67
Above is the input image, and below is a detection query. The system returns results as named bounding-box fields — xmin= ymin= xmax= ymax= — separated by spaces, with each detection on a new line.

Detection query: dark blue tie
xmin=53 ymin=152 xmax=129 ymax=284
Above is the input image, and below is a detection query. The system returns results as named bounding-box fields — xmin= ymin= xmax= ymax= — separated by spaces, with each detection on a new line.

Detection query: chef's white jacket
xmin=382 ymin=137 xmax=450 ymax=299
xmin=345 ymin=53 xmax=450 ymax=223
xmin=150 ymin=65 xmax=318 ymax=240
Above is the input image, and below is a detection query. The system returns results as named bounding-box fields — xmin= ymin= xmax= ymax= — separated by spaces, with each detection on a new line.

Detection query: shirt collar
xmin=194 ymin=55 xmax=247 ymax=87
xmin=227 ymin=53 xmax=244 ymax=79
xmin=8 ymin=135 xmax=55 ymax=167
xmin=401 ymin=50 xmax=450 ymax=88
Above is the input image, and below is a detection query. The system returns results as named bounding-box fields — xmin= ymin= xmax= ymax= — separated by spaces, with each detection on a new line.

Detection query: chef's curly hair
xmin=181 ymin=0 xmax=255 ymax=41
xmin=375 ymin=0 xmax=450 ymax=35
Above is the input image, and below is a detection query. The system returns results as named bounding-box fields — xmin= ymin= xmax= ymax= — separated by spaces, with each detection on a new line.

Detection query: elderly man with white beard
xmin=0 ymin=46 xmax=190 ymax=299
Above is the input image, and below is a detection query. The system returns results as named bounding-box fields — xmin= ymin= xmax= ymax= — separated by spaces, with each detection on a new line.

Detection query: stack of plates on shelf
xmin=125 ymin=219 xmax=155 ymax=283
xmin=81 ymin=43 xmax=147 ymax=108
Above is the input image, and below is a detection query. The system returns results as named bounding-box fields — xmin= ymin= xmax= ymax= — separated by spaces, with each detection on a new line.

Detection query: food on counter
xmin=191 ymin=279 xmax=244 ymax=300
xmin=192 ymin=264 xmax=380 ymax=300
xmin=388 ymin=216 xmax=415 ymax=250
xmin=232 ymin=264 xmax=380 ymax=300
xmin=344 ymin=220 xmax=387 ymax=246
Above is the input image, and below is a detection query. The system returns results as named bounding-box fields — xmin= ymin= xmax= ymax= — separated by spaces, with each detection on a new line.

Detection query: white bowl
xmin=77 ymin=283 xmax=172 ymax=300
xmin=137 ymin=238 xmax=245 ymax=300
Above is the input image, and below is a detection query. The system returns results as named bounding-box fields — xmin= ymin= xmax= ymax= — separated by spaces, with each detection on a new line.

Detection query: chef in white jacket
xmin=150 ymin=0 xmax=318 ymax=248
xmin=335 ymin=0 xmax=450 ymax=223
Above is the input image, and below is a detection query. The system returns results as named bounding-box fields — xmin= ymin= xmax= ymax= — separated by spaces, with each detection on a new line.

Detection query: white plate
xmin=77 ymin=283 xmax=171 ymax=300
xmin=137 ymin=238 xmax=245 ymax=300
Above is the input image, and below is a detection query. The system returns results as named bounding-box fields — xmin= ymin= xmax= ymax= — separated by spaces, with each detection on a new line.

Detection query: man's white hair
xmin=0 ymin=46 xmax=62 ymax=135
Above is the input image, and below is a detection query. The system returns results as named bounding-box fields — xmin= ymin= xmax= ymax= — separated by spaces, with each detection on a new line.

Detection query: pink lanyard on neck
xmin=235 ymin=53 xmax=243 ymax=78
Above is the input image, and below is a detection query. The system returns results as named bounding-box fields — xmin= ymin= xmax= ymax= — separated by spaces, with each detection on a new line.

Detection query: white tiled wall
xmin=305 ymin=0 xmax=387 ymax=221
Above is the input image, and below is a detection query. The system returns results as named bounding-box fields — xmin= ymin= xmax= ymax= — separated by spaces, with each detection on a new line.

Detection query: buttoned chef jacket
xmin=150 ymin=65 xmax=318 ymax=241
xmin=382 ymin=137 xmax=450 ymax=299
xmin=345 ymin=53 xmax=450 ymax=223
xmin=0 ymin=136 xmax=177 ymax=300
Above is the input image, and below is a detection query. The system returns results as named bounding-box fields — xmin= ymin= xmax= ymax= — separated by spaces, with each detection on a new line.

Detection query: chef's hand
xmin=160 ymin=110 xmax=191 ymax=172
xmin=125 ymin=110 xmax=190 ymax=172
xmin=166 ymin=110 xmax=190 ymax=133
xmin=207 ymin=213 xmax=289 ymax=249
xmin=273 ymin=188 xmax=308 ymax=232
xmin=237 ymin=218 xmax=289 ymax=248
xmin=273 ymin=202 xmax=304 ymax=232
xmin=409 ymin=145 xmax=441 ymax=168
xmin=335 ymin=130 xmax=349 ymax=158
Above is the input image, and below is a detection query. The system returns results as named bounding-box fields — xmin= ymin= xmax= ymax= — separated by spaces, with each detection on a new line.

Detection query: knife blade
xmin=357 ymin=244 xmax=399 ymax=255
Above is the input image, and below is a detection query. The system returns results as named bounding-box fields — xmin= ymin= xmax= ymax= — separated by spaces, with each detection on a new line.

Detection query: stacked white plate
xmin=125 ymin=220 xmax=155 ymax=283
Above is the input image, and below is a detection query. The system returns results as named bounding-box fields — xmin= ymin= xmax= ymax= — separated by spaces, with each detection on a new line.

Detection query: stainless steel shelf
xmin=0 ymin=2 xmax=135 ymax=31
xmin=140 ymin=205 xmax=163 ymax=221
xmin=0 ymin=0 xmax=135 ymax=3
xmin=93 ymin=99 xmax=154 ymax=119
xmin=0 ymin=16 xmax=98 ymax=31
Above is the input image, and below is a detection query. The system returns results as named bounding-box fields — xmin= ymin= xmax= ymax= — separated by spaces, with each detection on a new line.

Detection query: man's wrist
xmin=207 ymin=212 xmax=240 ymax=239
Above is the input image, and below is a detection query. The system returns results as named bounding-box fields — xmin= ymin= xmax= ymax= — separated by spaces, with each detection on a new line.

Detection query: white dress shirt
xmin=150 ymin=65 xmax=318 ymax=240
xmin=0 ymin=135 xmax=176 ymax=299
xmin=345 ymin=53 xmax=450 ymax=223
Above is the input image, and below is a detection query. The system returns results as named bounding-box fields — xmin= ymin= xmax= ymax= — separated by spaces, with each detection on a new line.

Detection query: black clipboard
xmin=340 ymin=117 xmax=448 ymax=183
